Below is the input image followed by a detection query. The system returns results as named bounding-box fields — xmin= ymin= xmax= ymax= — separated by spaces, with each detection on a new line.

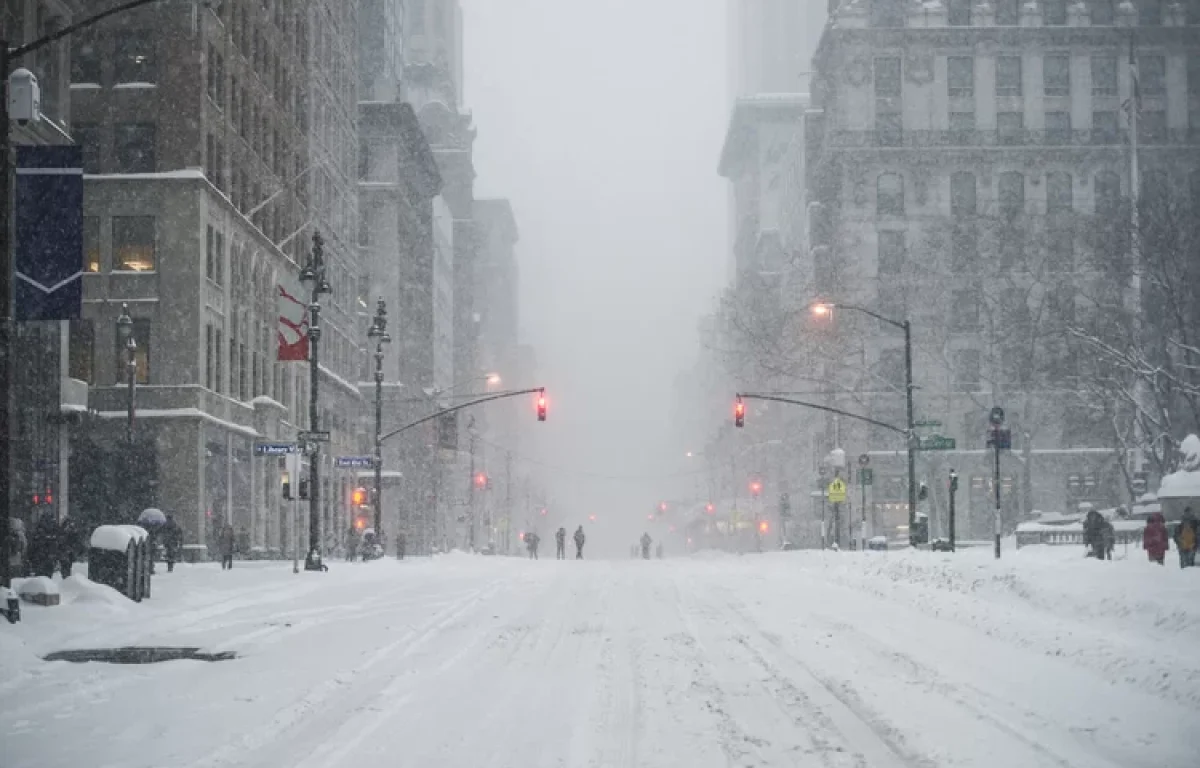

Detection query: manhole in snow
xmin=43 ymin=647 xmax=237 ymax=664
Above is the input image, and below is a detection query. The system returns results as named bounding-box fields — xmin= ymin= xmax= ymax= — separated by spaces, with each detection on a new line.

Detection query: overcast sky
xmin=462 ymin=0 xmax=728 ymax=546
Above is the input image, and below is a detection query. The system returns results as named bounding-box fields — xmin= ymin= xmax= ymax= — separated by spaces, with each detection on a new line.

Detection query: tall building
xmin=68 ymin=0 xmax=367 ymax=558
xmin=804 ymin=0 xmax=1200 ymax=539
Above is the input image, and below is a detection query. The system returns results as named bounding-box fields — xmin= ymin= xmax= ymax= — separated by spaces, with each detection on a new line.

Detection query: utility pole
xmin=949 ymin=469 xmax=958 ymax=552
xmin=367 ymin=299 xmax=389 ymax=543
xmin=467 ymin=422 xmax=477 ymax=551
xmin=505 ymin=451 xmax=513 ymax=555
xmin=300 ymin=231 xmax=329 ymax=572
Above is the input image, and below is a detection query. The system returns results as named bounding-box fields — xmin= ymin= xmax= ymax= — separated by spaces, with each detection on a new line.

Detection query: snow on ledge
xmin=85 ymin=169 xmax=207 ymax=181
xmin=113 ymin=82 xmax=157 ymax=90
xmin=251 ymin=395 xmax=287 ymax=411
xmin=90 ymin=524 xmax=149 ymax=551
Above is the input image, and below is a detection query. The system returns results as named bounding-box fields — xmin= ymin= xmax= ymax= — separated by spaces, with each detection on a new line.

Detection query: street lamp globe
xmin=811 ymin=302 xmax=833 ymax=317
xmin=117 ymin=302 xmax=133 ymax=341
xmin=485 ymin=372 xmax=501 ymax=385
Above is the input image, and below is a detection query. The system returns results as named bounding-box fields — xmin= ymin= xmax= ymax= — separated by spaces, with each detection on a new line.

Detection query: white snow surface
xmin=1 ymin=548 xmax=1197 ymax=768
xmin=88 ymin=524 xmax=148 ymax=551
xmin=14 ymin=577 xmax=58 ymax=597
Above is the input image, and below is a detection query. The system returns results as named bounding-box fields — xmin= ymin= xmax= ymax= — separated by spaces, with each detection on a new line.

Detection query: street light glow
xmin=485 ymin=373 xmax=501 ymax=385
xmin=811 ymin=303 xmax=833 ymax=317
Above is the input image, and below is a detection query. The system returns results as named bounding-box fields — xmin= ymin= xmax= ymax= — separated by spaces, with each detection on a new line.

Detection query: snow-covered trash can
xmin=88 ymin=525 xmax=150 ymax=602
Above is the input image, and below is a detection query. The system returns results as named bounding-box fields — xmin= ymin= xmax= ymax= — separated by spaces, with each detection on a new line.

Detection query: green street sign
xmin=914 ymin=419 xmax=943 ymax=428
xmin=919 ymin=435 xmax=957 ymax=451
xmin=859 ymin=467 xmax=874 ymax=485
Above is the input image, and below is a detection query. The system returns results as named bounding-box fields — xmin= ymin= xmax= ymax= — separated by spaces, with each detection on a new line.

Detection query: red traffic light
xmin=352 ymin=487 xmax=368 ymax=506
xmin=355 ymin=516 xmax=367 ymax=530
xmin=749 ymin=481 xmax=762 ymax=496
xmin=658 ymin=501 xmax=667 ymax=513
xmin=705 ymin=503 xmax=715 ymax=514
xmin=734 ymin=397 xmax=745 ymax=428
xmin=588 ymin=514 xmax=597 ymax=522
xmin=540 ymin=507 xmax=548 ymax=515
xmin=475 ymin=472 xmax=488 ymax=488
xmin=536 ymin=393 xmax=547 ymax=422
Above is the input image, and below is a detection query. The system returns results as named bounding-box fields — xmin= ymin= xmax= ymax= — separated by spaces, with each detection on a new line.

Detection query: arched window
xmin=951 ymin=172 xmax=976 ymax=216
xmin=1046 ymin=172 xmax=1073 ymax=215
xmin=998 ymin=171 xmax=1025 ymax=218
xmin=877 ymin=172 xmax=905 ymax=215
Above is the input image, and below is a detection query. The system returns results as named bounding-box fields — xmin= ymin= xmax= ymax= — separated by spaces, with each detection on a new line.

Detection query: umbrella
xmin=137 ymin=508 xmax=167 ymax=527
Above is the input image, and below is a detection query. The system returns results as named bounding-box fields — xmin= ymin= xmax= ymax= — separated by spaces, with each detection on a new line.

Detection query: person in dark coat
xmin=1100 ymin=518 xmax=1115 ymax=561
xmin=396 ymin=531 xmax=406 ymax=560
xmin=1143 ymin=511 xmax=1169 ymax=565
xmin=555 ymin=527 xmax=566 ymax=560
xmin=640 ymin=532 xmax=652 ymax=560
xmin=526 ymin=532 xmax=540 ymax=560
xmin=573 ymin=526 xmax=585 ymax=559
xmin=57 ymin=516 xmax=83 ymax=578
xmin=219 ymin=521 xmax=235 ymax=569
xmin=162 ymin=514 xmax=182 ymax=572
xmin=29 ymin=511 xmax=60 ymax=578
xmin=1083 ymin=509 xmax=1105 ymax=559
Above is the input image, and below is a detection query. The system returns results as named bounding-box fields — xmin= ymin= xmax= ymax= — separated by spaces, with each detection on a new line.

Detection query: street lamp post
xmin=117 ymin=303 xmax=137 ymax=444
xmin=813 ymin=303 xmax=918 ymax=546
xmin=299 ymin=231 xmax=330 ymax=571
xmin=367 ymin=298 xmax=390 ymax=545
xmin=0 ymin=0 xmax=174 ymax=595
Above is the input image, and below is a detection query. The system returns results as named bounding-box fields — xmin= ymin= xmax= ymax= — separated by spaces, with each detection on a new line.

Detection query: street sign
xmin=859 ymin=467 xmax=874 ymax=486
xmin=919 ymin=435 xmax=957 ymax=451
xmin=858 ymin=453 xmax=870 ymax=467
xmin=336 ymin=456 xmax=375 ymax=469
xmin=298 ymin=431 xmax=331 ymax=443
xmin=987 ymin=427 xmax=1012 ymax=450
xmin=914 ymin=419 xmax=943 ymax=428
xmin=828 ymin=478 xmax=847 ymax=503
xmin=254 ymin=442 xmax=297 ymax=456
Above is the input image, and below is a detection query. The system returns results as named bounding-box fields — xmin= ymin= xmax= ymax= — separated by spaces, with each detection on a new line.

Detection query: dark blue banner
xmin=15 ymin=145 xmax=84 ymax=321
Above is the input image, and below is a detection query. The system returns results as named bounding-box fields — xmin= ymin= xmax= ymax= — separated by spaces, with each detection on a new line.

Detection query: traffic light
xmin=298 ymin=479 xmax=310 ymax=500
xmin=588 ymin=514 xmax=597 ymax=522
xmin=734 ymin=397 xmax=745 ymax=428
xmin=475 ymin=472 xmax=488 ymax=489
xmin=758 ymin=520 xmax=769 ymax=534
xmin=705 ymin=502 xmax=715 ymax=514
xmin=749 ymin=480 xmax=762 ymax=497
xmin=536 ymin=393 xmax=547 ymax=422
xmin=658 ymin=501 xmax=667 ymax=515
xmin=282 ymin=474 xmax=292 ymax=500
xmin=352 ymin=487 xmax=368 ymax=507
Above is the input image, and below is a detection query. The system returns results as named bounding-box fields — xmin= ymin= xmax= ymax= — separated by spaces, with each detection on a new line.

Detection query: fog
xmin=464 ymin=0 xmax=728 ymax=552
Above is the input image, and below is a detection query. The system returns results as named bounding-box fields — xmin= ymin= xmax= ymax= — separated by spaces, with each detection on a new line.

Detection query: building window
xmin=870 ymin=0 xmax=906 ymax=26
xmin=874 ymin=57 xmax=902 ymax=98
xmin=1140 ymin=55 xmax=1166 ymax=95
xmin=1092 ymin=110 xmax=1119 ymax=143
xmin=996 ymin=0 xmax=1020 ymax=24
xmin=948 ymin=0 xmax=973 ymax=25
xmin=1094 ymin=171 xmax=1121 ymax=212
xmin=1139 ymin=110 xmax=1166 ymax=143
xmin=71 ymin=34 xmax=102 ymax=84
xmin=997 ymin=111 xmax=1025 ymax=144
xmin=948 ymin=111 xmax=975 ymax=143
xmin=114 ymin=33 xmax=157 ymax=83
xmin=951 ymin=289 xmax=981 ymax=329
xmin=876 ymin=111 xmax=902 ymax=146
xmin=1139 ymin=0 xmax=1162 ymax=24
xmin=114 ymin=123 xmax=156 ymax=173
xmin=1091 ymin=56 xmax=1117 ymax=96
xmin=996 ymin=56 xmax=1022 ymax=97
xmin=948 ymin=57 xmax=974 ymax=98
xmin=951 ymin=171 xmax=977 ymax=216
xmin=1046 ymin=226 xmax=1074 ymax=272
xmin=215 ymin=329 xmax=224 ymax=393
xmin=878 ymin=230 xmax=906 ymax=273
xmin=115 ymin=317 xmax=151 ymax=384
xmin=1091 ymin=0 xmax=1115 ymax=23
xmin=69 ymin=319 xmax=95 ymax=384
xmin=206 ymin=225 xmax=226 ymax=285
xmin=1046 ymin=172 xmax=1073 ymax=214
xmin=205 ymin=323 xmax=215 ymax=390
xmin=1045 ymin=111 xmax=1071 ymax=144
xmin=113 ymin=216 xmax=155 ymax=271
xmin=1044 ymin=54 xmax=1070 ymax=96
xmin=83 ymin=216 xmax=101 ymax=272
xmin=1044 ymin=0 xmax=1068 ymax=23
xmin=998 ymin=171 xmax=1025 ymax=218
xmin=877 ymin=173 xmax=905 ymax=215
xmin=951 ymin=223 xmax=977 ymax=271
xmin=72 ymin=123 xmax=101 ymax=173
xmin=954 ymin=349 xmax=982 ymax=390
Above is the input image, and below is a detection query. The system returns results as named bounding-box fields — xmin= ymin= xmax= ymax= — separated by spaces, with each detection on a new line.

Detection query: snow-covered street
xmin=2 ymin=548 xmax=1198 ymax=768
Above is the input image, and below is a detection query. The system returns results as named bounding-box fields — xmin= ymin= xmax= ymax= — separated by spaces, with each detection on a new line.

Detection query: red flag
xmin=277 ymin=283 xmax=308 ymax=361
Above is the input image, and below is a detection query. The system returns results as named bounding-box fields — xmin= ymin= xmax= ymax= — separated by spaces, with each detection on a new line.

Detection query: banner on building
xmin=277 ymin=281 xmax=308 ymax=361
xmin=15 ymin=146 xmax=83 ymax=321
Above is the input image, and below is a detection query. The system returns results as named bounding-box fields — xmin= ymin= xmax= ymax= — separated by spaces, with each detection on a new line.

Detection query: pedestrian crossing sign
xmin=827 ymin=478 xmax=847 ymax=503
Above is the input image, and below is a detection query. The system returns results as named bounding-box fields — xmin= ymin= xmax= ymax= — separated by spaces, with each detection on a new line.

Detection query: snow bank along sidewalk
xmin=762 ymin=546 xmax=1200 ymax=710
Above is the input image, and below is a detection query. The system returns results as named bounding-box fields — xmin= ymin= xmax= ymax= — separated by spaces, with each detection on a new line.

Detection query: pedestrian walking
xmin=526 ymin=532 xmax=540 ymax=560
xmin=1143 ymin=511 xmax=1169 ymax=565
xmin=219 ymin=520 xmax=235 ymax=570
xmin=555 ymin=527 xmax=566 ymax=560
xmin=640 ymin=532 xmax=652 ymax=560
xmin=162 ymin=514 xmax=182 ymax=572
xmin=1174 ymin=509 xmax=1196 ymax=568
xmin=397 ymin=531 xmax=407 ymax=560
xmin=574 ymin=525 xmax=586 ymax=559
xmin=29 ymin=510 xmax=59 ymax=578
xmin=1083 ymin=509 xmax=1106 ymax=559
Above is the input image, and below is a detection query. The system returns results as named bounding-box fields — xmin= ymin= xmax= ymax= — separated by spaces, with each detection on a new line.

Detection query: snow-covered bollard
xmin=2 ymin=586 xmax=18 ymax=623
xmin=88 ymin=525 xmax=150 ymax=602
xmin=17 ymin=576 xmax=60 ymax=606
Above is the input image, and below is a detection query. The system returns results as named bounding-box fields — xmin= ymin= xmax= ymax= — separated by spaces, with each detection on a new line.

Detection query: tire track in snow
xmin=182 ymin=579 xmax=504 ymax=768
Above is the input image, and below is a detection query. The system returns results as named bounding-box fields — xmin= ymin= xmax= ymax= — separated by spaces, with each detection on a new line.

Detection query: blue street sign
xmin=254 ymin=442 xmax=297 ymax=456
xmin=336 ymin=456 xmax=375 ymax=469
xmin=15 ymin=146 xmax=83 ymax=321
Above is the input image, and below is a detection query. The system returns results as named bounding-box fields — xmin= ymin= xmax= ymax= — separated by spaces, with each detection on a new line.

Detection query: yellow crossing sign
xmin=827 ymin=478 xmax=847 ymax=503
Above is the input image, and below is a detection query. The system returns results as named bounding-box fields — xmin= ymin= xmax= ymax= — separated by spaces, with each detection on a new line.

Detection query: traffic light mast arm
xmin=380 ymin=387 xmax=545 ymax=444
xmin=737 ymin=393 xmax=907 ymax=436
